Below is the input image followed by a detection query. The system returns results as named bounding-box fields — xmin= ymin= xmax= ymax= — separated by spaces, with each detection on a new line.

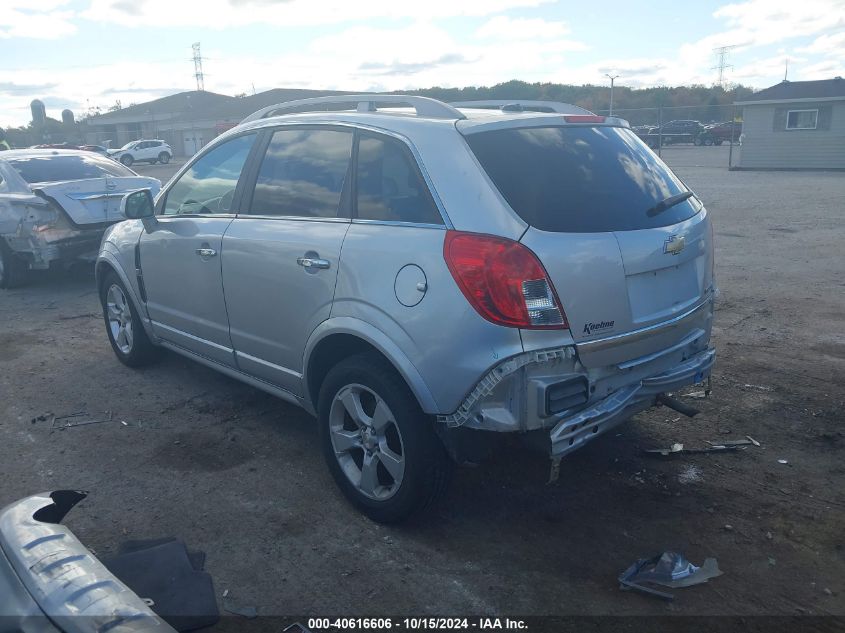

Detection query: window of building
xmin=786 ymin=110 xmax=818 ymax=130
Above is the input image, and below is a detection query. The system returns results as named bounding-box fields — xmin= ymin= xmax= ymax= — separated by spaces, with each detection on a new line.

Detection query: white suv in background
xmin=109 ymin=140 xmax=172 ymax=166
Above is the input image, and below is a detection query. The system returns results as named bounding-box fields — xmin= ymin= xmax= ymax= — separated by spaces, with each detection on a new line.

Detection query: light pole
xmin=605 ymin=73 xmax=620 ymax=116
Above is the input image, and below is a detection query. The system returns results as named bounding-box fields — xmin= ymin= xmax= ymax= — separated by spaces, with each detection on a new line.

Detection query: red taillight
xmin=564 ymin=115 xmax=606 ymax=123
xmin=443 ymin=231 xmax=568 ymax=330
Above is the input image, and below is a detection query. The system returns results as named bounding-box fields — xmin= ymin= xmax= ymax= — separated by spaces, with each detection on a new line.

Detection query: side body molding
xmin=303 ymin=317 xmax=440 ymax=415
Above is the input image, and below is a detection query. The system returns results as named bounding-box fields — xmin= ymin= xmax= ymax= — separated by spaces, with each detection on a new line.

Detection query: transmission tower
xmin=192 ymin=42 xmax=205 ymax=91
xmin=712 ymin=45 xmax=737 ymax=88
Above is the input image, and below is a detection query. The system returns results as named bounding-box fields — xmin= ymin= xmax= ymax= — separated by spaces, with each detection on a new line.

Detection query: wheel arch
xmin=303 ymin=318 xmax=440 ymax=416
xmin=95 ymin=251 xmax=157 ymax=341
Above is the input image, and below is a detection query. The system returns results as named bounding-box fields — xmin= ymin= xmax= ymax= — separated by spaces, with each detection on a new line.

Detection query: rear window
xmin=464 ymin=126 xmax=699 ymax=232
xmin=9 ymin=154 xmax=135 ymax=184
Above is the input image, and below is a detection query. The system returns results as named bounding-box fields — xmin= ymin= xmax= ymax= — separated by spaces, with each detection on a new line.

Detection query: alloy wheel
xmin=329 ymin=383 xmax=406 ymax=500
xmin=106 ymin=284 xmax=134 ymax=354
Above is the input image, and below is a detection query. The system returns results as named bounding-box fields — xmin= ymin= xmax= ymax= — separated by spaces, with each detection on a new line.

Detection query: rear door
xmin=221 ymin=126 xmax=353 ymax=395
xmin=139 ymin=132 xmax=258 ymax=365
xmin=463 ymin=124 xmax=714 ymax=366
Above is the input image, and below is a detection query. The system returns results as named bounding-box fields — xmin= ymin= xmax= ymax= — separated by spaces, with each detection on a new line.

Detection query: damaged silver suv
xmin=97 ymin=96 xmax=716 ymax=523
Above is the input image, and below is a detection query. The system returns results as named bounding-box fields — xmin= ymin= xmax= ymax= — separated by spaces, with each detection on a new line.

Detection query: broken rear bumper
xmin=0 ymin=491 xmax=175 ymax=633
xmin=549 ymin=348 xmax=715 ymax=458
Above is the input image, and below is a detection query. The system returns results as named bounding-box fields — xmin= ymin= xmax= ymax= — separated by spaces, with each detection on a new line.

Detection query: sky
xmin=1 ymin=0 xmax=844 ymax=127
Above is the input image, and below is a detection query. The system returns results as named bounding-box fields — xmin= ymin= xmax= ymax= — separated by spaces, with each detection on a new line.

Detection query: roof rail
xmin=450 ymin=100 xmax=593 ymax=115
xmin=242 ymin=95 xmax=466 ymax=124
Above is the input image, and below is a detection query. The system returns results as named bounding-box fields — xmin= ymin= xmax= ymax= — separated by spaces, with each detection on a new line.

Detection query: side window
xmin=355 ymin=133 xmax=443 ymax=225
xmin=247 ymin=128 xmax=353 ymax=218
xmin=163 ymin=133 xmax=256 ymax=216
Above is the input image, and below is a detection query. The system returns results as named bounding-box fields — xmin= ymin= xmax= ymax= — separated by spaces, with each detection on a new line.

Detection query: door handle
xmin=195 ymin=247 xmax=217 ymax=258
xmin=297 ymin=257 xmax=330 ymax=270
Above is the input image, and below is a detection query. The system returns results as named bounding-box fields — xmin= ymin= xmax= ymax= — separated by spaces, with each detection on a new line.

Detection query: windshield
xmin=9 ymin=154 xmax=137 ymax=184
xmin=464 ymin=126 xmax=700 ymax=232
xmin=120 ymin=141 xmax=137 ymax=149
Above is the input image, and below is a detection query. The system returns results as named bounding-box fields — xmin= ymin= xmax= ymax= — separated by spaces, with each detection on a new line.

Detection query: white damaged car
xmin=0 ymin=149 xmax=160 ymax=288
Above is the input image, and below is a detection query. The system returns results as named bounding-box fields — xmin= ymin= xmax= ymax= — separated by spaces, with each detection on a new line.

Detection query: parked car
xmin=108 ymin=139 xmax=172 ymax=166
xmin=0 ymin=491 xmax=182 ymax=632
xmin=0 ymin=149 xmax=160 ymax=287
xmin=698 ymin=121 xmax=742 ymax=145
xmin=658 ymin=120 xmax=705 ymax=145
xmin=97 ymin=96 xmax=715 ymax=523
xmin=79 ymin=144 xmax=111 ymax=156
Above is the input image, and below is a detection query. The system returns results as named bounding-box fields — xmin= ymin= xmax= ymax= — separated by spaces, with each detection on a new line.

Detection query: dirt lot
xmin=1 ymin=145 xmax=843 ymax=621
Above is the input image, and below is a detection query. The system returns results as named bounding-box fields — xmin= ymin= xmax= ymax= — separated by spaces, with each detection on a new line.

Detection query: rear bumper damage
xmin=549 ymin=348 xmax=715 ymax=458
xmin=4 ymin=228 xmax=105 ymax=269
xmin=0 ymin=491 xmax=175 ymax=633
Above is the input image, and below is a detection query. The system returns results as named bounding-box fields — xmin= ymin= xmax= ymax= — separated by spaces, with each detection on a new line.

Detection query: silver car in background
xmin=0 ymin=149 xmax=160 ymax=287
xmin=96 ymin=96 xmax=716 ymax=523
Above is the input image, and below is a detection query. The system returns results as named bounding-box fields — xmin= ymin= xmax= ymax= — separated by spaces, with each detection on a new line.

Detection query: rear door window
xmin=246 ymin=128 xmax=353 ymax=218
xmin=355 ymin=133 xmax=443 ymax=225
xmin=9 ymin=154 xmax=136 ymax=183
xmin=464 ymin=126 xmax=699 ymax=232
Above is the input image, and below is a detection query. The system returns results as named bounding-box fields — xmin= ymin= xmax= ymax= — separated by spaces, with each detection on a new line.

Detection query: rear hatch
xmin=8 ymin=152 xmax=160 ymax=226
xmin=462 ymin=123 xmax=714 ymax=367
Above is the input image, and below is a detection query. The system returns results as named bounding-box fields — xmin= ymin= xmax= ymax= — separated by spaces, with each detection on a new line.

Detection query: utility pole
xmin=192 ymin=42 xmax=205 ymax=92
xmin=712 ymin=45 xmax=737 ymax=88
xmin=605 ymin=73 xmax=620 ymax=115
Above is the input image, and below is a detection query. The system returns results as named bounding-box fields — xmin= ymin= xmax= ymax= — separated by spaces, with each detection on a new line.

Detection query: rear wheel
xmin=703 ymin=137 xmax=714 ymax=146
xmin=120 ymin=154 xmax=133 ymax=166
xmin=158 ymin=152 xmax=170 ymax=164
xmin=714 ymin=139 xmax=724 ymax=146
xmin=0 ymin=239 xmax=29 ymax=288
xmin=100 ymin=271 xmax=159 ymax=367
xmin=693 ymin=137 xmax=703 ymax=146
xmin=318 ymin=352 xmax=452 ymax=523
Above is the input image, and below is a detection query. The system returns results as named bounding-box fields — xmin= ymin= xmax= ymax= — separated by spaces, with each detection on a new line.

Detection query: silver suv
xmin=97 ymin=96 xmax=716 ymax=523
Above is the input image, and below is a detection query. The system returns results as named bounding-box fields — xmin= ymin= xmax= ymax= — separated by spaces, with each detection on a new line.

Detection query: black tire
xmin=318 ymin=352 xmax=452 ymax=523
xmin=714 ymin=139 xmax=724 ymax=146
xmin=158 ymin=152 xmax=170 ymax=164
xmin=693 ymin=137 xmax=703 ymax=146
xmin=703 ymin=137 xmax=714 ymax=146
xmin=99 ymin=270 xmax=159 ymax=367
xmin=0 ymin=239 xmax=29 ymax=288
xmin=120 ymin=154 xmax=134 ymax=167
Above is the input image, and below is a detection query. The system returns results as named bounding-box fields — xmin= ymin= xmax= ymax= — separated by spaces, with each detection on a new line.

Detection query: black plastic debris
xmin=619 ymin=551 xmax=723 ymax=600
xmin=104 ymin=538 xmax=219 ymax=631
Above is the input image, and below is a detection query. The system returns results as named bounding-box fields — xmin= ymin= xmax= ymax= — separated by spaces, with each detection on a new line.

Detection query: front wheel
xmin=100 ymin=271 xmax=159 ymax=367
xmin=318 ymin=353 xmax=452 ymax=523
xmin=158 ymin=152 xmax=171 ymax=164
xmin=120 ymin=154 xmax=134 ymax=167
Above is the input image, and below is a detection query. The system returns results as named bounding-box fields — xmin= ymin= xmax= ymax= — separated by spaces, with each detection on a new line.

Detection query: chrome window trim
xmin=577 ymin=297 xmax=713 ymax=354
xmin=157 ymin=213 xmax=237 ymax=220
xmin=350 ymin=218 xmax=447 ymax=230
xmin=232 ymin=214 xmax=350 ymax=223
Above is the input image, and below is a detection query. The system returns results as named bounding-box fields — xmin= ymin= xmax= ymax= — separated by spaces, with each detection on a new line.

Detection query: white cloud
xmin=475 ymin=16 xmax=579 ymax=43
xmin=0 ymin=1 xmax=76 ymax=39
xmin=797 ymin=30 xmax=845 ymax=54
xmin=81 ymin=0 xmax=556 ymax=28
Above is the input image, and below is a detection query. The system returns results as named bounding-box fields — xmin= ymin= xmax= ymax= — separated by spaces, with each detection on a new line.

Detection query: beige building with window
xmin=735 ymin=77 xmax=845 ymax=170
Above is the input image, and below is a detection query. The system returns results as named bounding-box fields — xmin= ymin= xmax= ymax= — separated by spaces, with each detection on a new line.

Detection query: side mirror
xmin=121 ymin=189 xmax=155 ymax=219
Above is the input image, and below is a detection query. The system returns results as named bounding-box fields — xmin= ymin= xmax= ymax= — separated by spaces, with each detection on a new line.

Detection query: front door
xmin=222 ymin=127 xmax=354 ymax=395
xmin=140 ymin=132 xmax=258 ymax=365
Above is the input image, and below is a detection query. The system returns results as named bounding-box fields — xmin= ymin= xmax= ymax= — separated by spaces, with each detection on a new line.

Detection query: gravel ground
xmin=1 ymin=145 xmax=843 ymax=621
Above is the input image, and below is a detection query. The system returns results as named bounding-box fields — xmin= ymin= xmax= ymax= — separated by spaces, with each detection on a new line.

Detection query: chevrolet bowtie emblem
xmin=664 ymin=234 xmax=685 ymax=255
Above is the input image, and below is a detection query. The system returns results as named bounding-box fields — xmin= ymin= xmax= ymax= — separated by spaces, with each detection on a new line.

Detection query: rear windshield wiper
xmin=646 ymin=191 xmax=694 ymax=217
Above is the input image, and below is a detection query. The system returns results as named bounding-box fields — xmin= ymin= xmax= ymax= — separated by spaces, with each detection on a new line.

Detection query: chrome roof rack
xmin=450 ymin=100 xmax=593 ymax=115
xmin=242 ymin=95 xmax=466 ymax=124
